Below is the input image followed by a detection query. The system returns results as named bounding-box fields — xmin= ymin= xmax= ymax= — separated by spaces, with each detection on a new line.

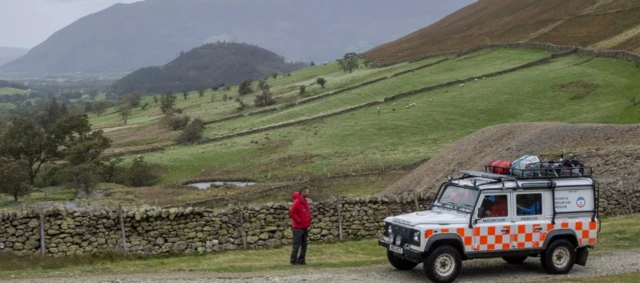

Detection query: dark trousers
xmin=290 ymin=228 xmax=308 ymax=264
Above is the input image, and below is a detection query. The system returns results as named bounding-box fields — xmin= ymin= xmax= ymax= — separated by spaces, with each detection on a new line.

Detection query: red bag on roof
xmin=488 ymin=160 xmax=511 ymax=175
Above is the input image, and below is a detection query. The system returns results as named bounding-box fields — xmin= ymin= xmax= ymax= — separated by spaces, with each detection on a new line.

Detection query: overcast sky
xmin=0 ymin=0 xmax=142 ymax=49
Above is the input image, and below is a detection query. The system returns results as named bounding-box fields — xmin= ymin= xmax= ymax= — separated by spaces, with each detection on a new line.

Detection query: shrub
xmin=160 ymin=113 xmax=191 ymax=130
xmin=299 ymin=85 xmax=306 ymax=96
xmin=130 ymin=156 xmax=161 ymax=187
xmin=254 ymin=91 xmax=276 ymax=107
xmin=177 ymin=118 xmax=205 ymax=144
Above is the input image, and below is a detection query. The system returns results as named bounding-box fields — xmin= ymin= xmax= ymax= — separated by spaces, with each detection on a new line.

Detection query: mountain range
xmin=0 ymin=0 xmax=474 ymax=76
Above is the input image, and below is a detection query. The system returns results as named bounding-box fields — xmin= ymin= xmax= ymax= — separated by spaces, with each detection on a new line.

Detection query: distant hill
xmin=0 ymin=0 xmax=473 ymax=75
xmin=110 ymin=42 xmax=306 ymax=95
xmin=0 ymin=47 xmax=28 ymax=66
xmin=365 ymin=0 xmax=640 ymax=64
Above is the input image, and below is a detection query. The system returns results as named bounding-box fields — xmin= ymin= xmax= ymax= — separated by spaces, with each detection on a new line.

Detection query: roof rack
xmin=460 ymin=170 xmax=516 ymax=181
xmin=483 ymin=163 xmax=593 ymax=179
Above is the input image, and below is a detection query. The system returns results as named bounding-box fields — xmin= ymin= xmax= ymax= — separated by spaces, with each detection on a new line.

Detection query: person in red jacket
xmin=290 ymin=187 xmax=312 ymax=265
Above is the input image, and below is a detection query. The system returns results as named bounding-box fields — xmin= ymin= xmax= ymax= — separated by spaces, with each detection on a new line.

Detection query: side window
xmin=479 ymin=194 xmax=509 ymax=218
xmin=516 ymin=193 xmax=542 ymax=216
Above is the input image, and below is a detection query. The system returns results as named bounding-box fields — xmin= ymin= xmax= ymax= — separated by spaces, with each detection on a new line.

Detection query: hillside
xmin=383 ymin=123 xmax=640 ymax=196
xmin=110 ymin=43 xmax=306 ymax=95
xmin=0 ymin=46 xmax=28 ymax=66
xmin=364 ymin=0 xmax=640 ymax=64
xmin=0 ymin=0 xmax=472 ymax=75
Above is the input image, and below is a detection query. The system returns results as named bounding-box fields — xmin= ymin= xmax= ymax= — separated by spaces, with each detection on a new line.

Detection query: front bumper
xmin=378 ymin=237 xmax=423 ymax=263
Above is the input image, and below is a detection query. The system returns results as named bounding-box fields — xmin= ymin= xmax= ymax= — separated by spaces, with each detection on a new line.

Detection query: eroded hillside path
xmin=9 ymin=249 xmax=640 ymax=282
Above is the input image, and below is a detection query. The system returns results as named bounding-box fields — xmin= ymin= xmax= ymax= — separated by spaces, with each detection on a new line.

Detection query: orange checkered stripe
xmin=425 ymin=227 xmax=474 ymax=252
xmin=554 ymin=220 xmax=598 ymax=247
xmin=423 ymin=220 xmax=597 ymax=252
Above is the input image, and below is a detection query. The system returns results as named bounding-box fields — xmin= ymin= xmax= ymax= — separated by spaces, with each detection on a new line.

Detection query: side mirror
xmin=477 ymin=207 xmax=484 ymax=219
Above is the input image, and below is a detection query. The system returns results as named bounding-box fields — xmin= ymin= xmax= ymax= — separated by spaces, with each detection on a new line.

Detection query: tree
xmin=258 ymin=80 xmax=270 ymax=92
xmin=235 ymin=98 xmax=247 ymax=111
xmin=153 ymin=95 xmax=158 ymax=105
xmin=338 ymin=53 xmax=359 ymax=73
xmin=238 ymin=78 xmax=253 ymax=95
xmin=254 ymin=91 xmax=276 ymax=107
xmin=129 ymin=91 xmax=142 ymax=108
xmin=224 ymin=86 xmax=231 ymax=92
xmin=130 ymin=156 xmax=161 ymax=187
xmin=177 ymin=118 xmax=205 ymax=144
xmin=52 ymin=114 xmax=112 ymax=165
xmin=316 ymin=77 xmax=327 ymax=88
xmin=182 ymin=90 xmax=188 ymax=100
xmin=100 ymin=157 xmax=123 ymax=183
xmin=272 ymin=73 xmax=278 ymax=79
xmin=299 ymin=85 xmax=306 ymax=96
xmin=0 ymin=158 xmax=31 ymax=202
xmin=210 ymin=92 xmax=216 ymax=103
xmin=117 ymin=97 xmax=132 ymax=124
xmin=160 ymin=91 xmax=177 ymax=114
xmin=310 ymin=61 xmax=316 ymax=66
xmin=198 ymin=86 xmax=205 ymax=97
xmin=0 ymin=119 xmax=58 ymax=184
xmin=60 ymin=163 xmax=101 ymax=198
xmin=93 ymin=101 xmax=108 ymax=117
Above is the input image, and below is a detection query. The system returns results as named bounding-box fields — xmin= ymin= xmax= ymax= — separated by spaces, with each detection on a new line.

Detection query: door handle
xmin=501 ymin=229 xmax=510 ymax=233
xmin=534 ymin=227 xmax=543 ymax=231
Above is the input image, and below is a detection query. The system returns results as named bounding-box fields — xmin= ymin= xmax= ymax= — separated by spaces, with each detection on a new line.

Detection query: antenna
xmin=560 ymin=135 xmax=565 ymax=161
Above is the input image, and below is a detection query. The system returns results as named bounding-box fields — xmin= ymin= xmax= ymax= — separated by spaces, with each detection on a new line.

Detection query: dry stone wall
xmin=0 ymin=194 xmax=430 ymax=257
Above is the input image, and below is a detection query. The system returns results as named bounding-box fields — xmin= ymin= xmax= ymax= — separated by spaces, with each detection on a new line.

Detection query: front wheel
xmin=423 ymin=245 xmax=462 ymax=283
xmin=541 ymin=239 xmax=576 ymax=274
xmin=387 ymin=250 xmax=418 ymax=270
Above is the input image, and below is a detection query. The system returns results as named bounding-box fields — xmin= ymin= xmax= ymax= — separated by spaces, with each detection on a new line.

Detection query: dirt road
xmin=6 ymin=249 xmax=640 ymax=282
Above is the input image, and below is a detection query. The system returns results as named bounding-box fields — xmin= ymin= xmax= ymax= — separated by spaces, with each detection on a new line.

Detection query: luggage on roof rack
xmin=482 ymin=159 xmax=592 ymax=179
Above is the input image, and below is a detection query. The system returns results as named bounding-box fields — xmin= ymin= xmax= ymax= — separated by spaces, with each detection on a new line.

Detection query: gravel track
xmin=6 ymin=249 xmax=639 ymax=283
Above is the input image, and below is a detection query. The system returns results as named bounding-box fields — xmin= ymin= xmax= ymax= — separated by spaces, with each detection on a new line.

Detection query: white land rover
xmin=379 ymin=167 xmax=599 ymax=283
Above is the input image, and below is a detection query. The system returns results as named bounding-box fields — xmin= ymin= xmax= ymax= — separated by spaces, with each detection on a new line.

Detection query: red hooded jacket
xmin=290 ymin=192 xmax=312 ymax=229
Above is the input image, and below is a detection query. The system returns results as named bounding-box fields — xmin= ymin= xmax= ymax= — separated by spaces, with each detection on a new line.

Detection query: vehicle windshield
xmin=436 ymin=185 xmax=479 ymax=213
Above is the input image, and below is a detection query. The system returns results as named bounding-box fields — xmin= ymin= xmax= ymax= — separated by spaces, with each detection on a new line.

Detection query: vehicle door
xmin=472 ymin=191 xmax=513 ymax=252
xmin=512 ymin=191 xmax=550 ymax=249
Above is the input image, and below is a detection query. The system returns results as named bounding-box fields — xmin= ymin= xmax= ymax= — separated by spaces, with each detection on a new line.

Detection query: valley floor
xmin=7 ymin=249 xmax=640 ymax=283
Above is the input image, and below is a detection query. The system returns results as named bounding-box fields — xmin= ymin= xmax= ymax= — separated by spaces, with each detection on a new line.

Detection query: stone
xmin=172 ymin=242 xmax=187 ymax=252
xmin=6 ymin=227 xmax=16 ymax=234
xmin=246 ymin=236 xmax=259 ymax=244
xmin=27 ymin=219 xmax=39 ymax=228
xmin=169 ymin=208 xmax=178 ymax=220
xmin=155 ymin=237 xmax=165 ymax=245
xmin=259 ymin=232 xmax=270 ymax=240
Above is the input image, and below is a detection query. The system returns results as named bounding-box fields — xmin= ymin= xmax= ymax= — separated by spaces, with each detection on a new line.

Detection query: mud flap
xmin=576 ymin=247 xmax=589 ymax=266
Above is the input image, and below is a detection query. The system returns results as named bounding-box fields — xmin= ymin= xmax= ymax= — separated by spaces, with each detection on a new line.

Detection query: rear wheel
xmin=502 ymin=255 xmax=528 ymax=264
xmin=387 ymin=250 xmax=418 ymax=270
xmin=423 ymin=245 xmax=462 ymax=283
xmin=541 ymin=239 xmax=575 ymax=274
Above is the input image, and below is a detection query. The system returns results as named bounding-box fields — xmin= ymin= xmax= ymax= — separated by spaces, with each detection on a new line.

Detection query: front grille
xmin=390 ymin=225 xmax=413 ymax=245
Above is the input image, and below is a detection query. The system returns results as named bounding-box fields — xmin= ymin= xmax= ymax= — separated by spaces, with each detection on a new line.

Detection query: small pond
xmin=186 ymin=181 xmax=257 ymax=190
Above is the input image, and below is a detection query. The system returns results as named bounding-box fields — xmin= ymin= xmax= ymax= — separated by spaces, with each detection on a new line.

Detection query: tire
xmin=541 ymin=239 xmax=575 ymax=274
xmin=387 ymin=250 xmax=419 ymax=270
xmin=502 ymin=256 xmax=528 ymax=264
xmin=423 ymin=245 xmax=462 ymax=283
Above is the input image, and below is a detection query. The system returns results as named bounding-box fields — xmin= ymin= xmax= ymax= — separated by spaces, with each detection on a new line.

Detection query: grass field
xmin=0 ymin=87 xmax=26 ymax=95
xmin=0 ymin=214 xmax=637 ymax=279
xmin=115 ymin=52 xmax=640 ymax=184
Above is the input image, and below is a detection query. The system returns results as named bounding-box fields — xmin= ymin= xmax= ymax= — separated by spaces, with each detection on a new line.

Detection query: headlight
xmin=413 ymin=231 xmax=421 ymax=245
xmin=387 ymin=224 xmax=393 ymax=236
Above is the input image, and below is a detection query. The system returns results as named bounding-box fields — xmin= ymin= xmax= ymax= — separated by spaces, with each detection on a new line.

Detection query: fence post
xmin=238 ymin=204 xmax=247 ymax=249
xmin=39 ymin=211 xmax=46 ymax=256
xmin=118 ymin=203 xmax=129 ymax=254
xmin=337 ymin=199 xmax=343 ymax=241
xmin=414 ymin=192 xmax=420 ymax=211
